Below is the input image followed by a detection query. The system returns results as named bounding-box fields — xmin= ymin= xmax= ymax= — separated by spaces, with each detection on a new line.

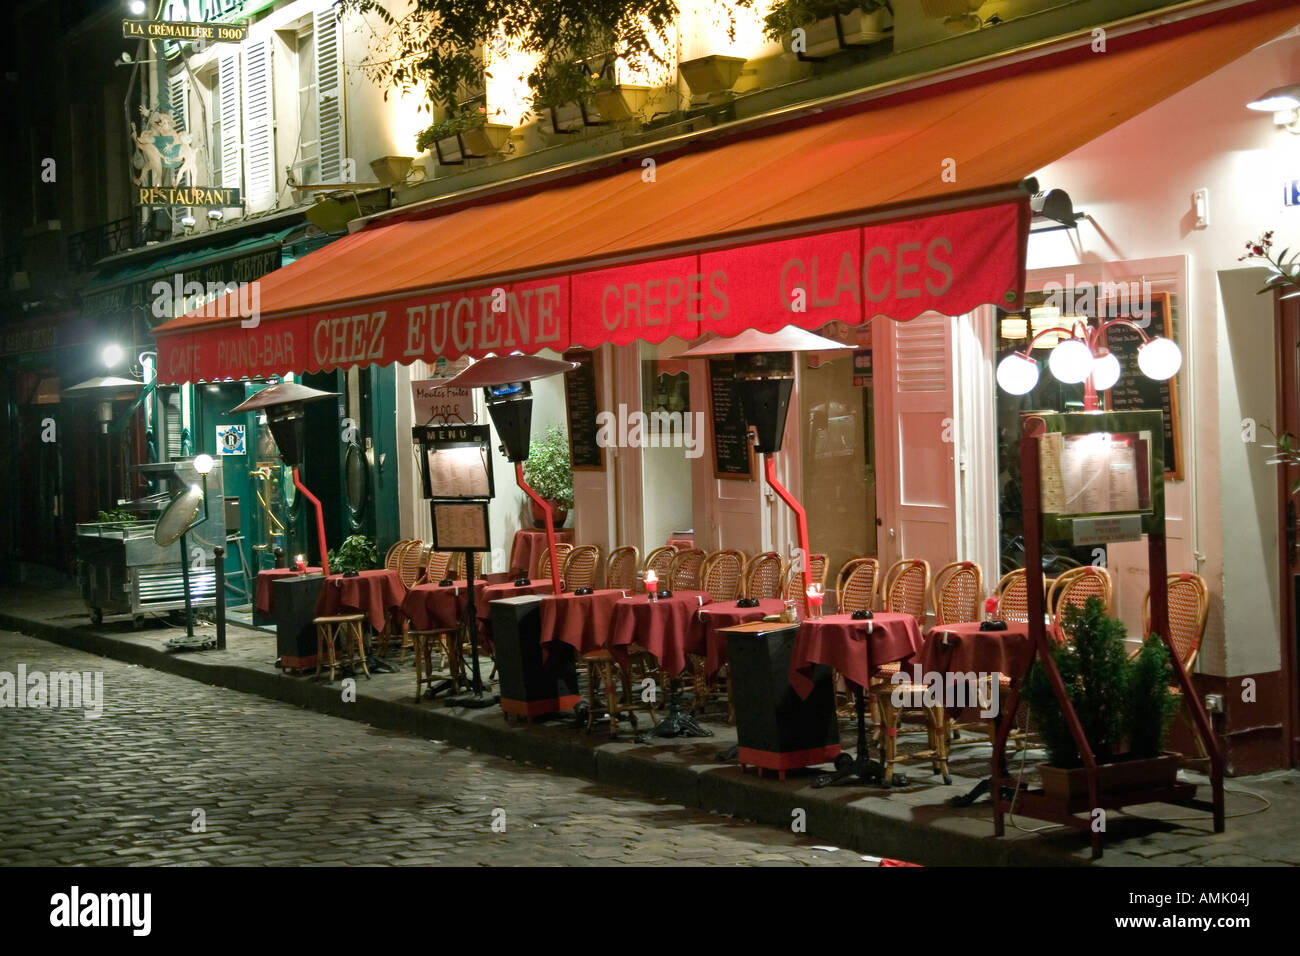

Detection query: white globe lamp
xmin=1048 ymin=338 xmax=1094 ymax=384
xmin=1138 ymin=336 xmax=1182 ymax=381
xmin=996 ymin=352 xmax=1040 ymax=395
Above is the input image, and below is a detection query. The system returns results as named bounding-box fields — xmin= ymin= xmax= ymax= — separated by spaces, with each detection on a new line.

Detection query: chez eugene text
xmin=166 ymin=238 xmax=957 ymax=380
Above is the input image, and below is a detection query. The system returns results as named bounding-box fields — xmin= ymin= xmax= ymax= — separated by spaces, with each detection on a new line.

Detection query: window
xmin=293 ymin=25 xmax=319 ymax=186
xmin=204 ymin=69 xmax=221 ymax=185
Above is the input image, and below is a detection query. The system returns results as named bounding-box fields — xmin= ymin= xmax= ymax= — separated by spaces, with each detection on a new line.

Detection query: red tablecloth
xmin=919 ymin=622 xmax=1035 ymax=682
xmin=400 ymin=578 xmax=555 ymax=654
xmin=789 ymin=612 xmax=922 ymax=699
xmin=508 ymin=529 xmax=575 ymax=578
xmin=254 ymin=568 xmax=322 ymax=615
xmin=538 ymin=588 xmax=628 ymax=657
xmin=692 ymin=599 xmax=786 ymax=677
xmin=667 ymin=537 xmax=694 ymax=550
xmin=609 ymin=591 xmax=713 ymax=677
xmin=314 ymin=569 xmax=406 ymax=631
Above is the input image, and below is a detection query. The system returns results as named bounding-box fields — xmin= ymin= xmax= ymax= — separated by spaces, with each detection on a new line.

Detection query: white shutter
xmin=218 ymin=53 xmax=241 ymax=191
xmin=314 ymin=6 xmax=344 ymax=182
xmin=242 ymin=38 xmax=275 ymax=208
xmin=168 ymin=72 xmax=188 ymax=131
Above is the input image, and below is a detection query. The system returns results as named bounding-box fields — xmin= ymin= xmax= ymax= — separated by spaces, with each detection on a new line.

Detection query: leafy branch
xmin=1239 ymin=231 xmax=1300 ymax=299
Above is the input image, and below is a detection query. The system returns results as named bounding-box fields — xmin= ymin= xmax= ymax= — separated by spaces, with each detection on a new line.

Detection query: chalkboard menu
xmin=1102 ymin=291 xmax=1183 ymax=481
xmin=563 ymin=349 xmax=604 ymax=471
xmin=708 ymin=359 xmax=755 ymax=480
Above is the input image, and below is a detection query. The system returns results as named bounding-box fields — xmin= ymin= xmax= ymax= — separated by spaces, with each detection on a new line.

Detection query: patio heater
xmin=676 ymin=326 xmax=850 ymax=595
xmin=445 ymin=353 xmax=580 ymax=595
xmin=153 ymin=453 xmax=215 ymax=647
xmin=62 ymin=375 xmax=146 ymax=512
xmin=227 ymin=382 xmax=339 ymax=575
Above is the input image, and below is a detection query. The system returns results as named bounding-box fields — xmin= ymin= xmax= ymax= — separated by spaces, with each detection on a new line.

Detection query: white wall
xmin=1026 ymin=26 xmax=1300 ymax=677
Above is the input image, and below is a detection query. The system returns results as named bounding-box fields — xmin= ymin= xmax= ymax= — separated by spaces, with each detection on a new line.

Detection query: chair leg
xmin=314 ymin=624 xmax=327 ymax=680
xmin=602 ymin=662 xmax=620 ymax=737
xmin=412 ymin=634 xmax=424 ymax=701
xmin=927 ymin=705 xmax=950 ymax=782
xmin=877 ymin=695 xmax=899 ymax=784
xmin=353 ymin=622 xmax=371 ymax=679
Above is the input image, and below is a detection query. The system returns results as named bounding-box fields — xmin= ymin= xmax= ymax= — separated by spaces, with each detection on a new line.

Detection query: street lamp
xmin=227 ymin=382 xmax=339 ymax=574
xmin=996 ymin=315 xmax=1182 ymax=409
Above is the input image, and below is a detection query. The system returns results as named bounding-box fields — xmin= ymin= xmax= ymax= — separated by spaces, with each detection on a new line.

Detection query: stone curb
xmin=0 ymin=609 xmax=1080 ymax=867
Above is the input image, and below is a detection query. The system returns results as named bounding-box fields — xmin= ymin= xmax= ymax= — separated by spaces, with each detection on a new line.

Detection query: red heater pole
xmin=293 ymin=466 xmax=330 ymax=576
xmin=516 ymin=462 xmax=562 ymax=594
xmin=764 ymin=455 xmax=813 ymax=596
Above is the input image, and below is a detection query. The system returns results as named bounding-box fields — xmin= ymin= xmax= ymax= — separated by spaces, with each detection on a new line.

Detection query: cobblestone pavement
xmin=0 ymin=631 xmax=877 ymax=867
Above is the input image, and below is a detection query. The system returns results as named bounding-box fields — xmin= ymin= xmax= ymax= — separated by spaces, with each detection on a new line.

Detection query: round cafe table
xmin=314 ymin=569 xmax=406 ymax=632
xmin=692 ymin=599 xmax=786 ymax=679
xmin=609 ymin=590 xmax=714 ymax=737
xmin=508 ymin=529 xmax=575 ymax=578
xmin=537 ymin=588 xmax=628 ymax=659
xmin=790 ymin=612 xmax=923 ymax=789
xmin=254 ymin=567 xmax=321 ymax=615
xmin=402 ymin=577 xmax=556 ymax=657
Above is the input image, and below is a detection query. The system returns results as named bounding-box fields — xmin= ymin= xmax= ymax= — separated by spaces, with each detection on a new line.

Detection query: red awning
xmin=153 ymin=0 xmax=1300 ymax=385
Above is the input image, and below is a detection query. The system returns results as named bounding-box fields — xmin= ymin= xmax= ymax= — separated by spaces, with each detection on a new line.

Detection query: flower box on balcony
xmin=592 ymin=84 xmax=650 ymax=123
xmin=780 ymin=8 xmax=893 ymax=59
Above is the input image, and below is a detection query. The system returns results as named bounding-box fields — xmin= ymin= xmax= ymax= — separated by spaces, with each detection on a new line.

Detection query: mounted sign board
xmin=137 ymin=186 xmax=242 ymax=208
xmin=411 ymin=379 xmax=475 ymax=425
xmin=1033 ymin=409 xmax=1165 ymax=544
xmin=1101 ymin=292 xmax=1183 ymax=481
xmin=123 ymin=18 xmax=248 ymax=41
xmin=563 ymin=348 xmax=604 ymax=471
xmin=431 ymin=501 xmax=491 ymax=552
xmin=707 ymin=359 xmax=756 ymax=480
xmin=215 ymin=424 xmax=245 ymax=455
xmin=412 ymin=424 xmax=494 ymax=501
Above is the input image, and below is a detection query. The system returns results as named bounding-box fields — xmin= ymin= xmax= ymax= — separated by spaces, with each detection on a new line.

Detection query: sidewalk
xmin=2 ymin=585 xmax=1296 ymax=867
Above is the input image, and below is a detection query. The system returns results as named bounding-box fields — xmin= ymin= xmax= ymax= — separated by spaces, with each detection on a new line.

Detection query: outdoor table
xmin=537 ymin=588 xmax=627 ymax=658
xmin=610 ymin=590 xmax=713 ymax=678
xmin=692 ymin=599 xmax=786 ymax=679
xmin=402 ymin=579 xmax=486 ymax=632
xmin=790 ymin=612 xmax=923 ymax=788
xmin=314 ymin=568 xmax=406 ymax=632
xmin=254 ymin=567 xmax=321 ymax=616
xmin=476 ymin=580 xmax=556 ymax=653
xmin=789 ymin=612 xmax=923 ymax=699
xmin=667 ymin=536 xmax=694 ymax=550
xmin=508 ymin=529 xmax=575 ymax=578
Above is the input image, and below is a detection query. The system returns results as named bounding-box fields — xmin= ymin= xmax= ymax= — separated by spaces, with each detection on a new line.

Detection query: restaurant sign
xmin=122 ymin=18 xmax=248 ymax=41
xmin=137 ymin=186 xmax=242 ymax=208
xmin=155 ymin=199 xmax=1028 ymax=384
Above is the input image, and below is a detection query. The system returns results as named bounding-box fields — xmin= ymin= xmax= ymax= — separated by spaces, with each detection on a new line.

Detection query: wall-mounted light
xmin=207 ymin=209 xmax=224 ymax=221
xmin=102 ymin=343 xmax=125 ymax=369
xmin=128 ymin=0 xmax=147 ymax=15
xmin=1247 ymin=83 xmax=1300 ymax=133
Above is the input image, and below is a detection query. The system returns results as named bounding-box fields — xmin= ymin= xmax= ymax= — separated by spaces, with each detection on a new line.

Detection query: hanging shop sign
xmin=137 ymin=186 xmax=242 ymax=208
xmin=122 ymin=19 xmax=248 ymax=42
xmin=215 ymin=424 xmax=246 ymax=455
xmin=411 ymin=379 xmax=476 ymax=425
xmin=155 ymin=199 xmax=1026 ymax=384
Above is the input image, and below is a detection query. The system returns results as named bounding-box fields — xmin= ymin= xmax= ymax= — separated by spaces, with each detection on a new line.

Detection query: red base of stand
xmin=500 ymin=694 xmax=580 ymax=718
xmin=738 ymin=744 xmax=841 ymax=778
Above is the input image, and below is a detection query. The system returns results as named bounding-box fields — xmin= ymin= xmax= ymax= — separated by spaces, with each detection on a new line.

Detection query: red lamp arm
xmin=764 ymin=455 xmax=814 ymax=597
xmin=293 ymin=466 xmax=330 ymax=576
xmin=515 ymin=462 xmax=562 ymax=594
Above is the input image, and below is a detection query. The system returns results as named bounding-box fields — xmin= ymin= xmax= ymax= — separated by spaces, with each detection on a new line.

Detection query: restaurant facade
xmin=146 ymin=0 xmax=1300 ymax=772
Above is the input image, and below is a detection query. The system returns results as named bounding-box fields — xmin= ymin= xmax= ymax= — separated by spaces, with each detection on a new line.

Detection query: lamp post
xmin=228 ymin=382 xmax=339 ymax=575
xmin=996 ymin=316 xmax=1182 ymax=405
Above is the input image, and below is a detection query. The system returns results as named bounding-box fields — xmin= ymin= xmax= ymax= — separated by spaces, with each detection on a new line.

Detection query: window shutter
xmin=314 ymin=6 xmax=343 ymax=182
xmin=218 ymin=53 xmax=241 ymax=191
xmin=242 ymin=38 xmax=275 ymax=207
xmin=168 ymin=72 xmax=188 ymax=132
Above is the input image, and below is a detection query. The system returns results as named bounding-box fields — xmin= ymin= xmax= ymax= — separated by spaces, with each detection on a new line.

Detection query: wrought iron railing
xmin=67 ymin=216 xmax=169 ymax=272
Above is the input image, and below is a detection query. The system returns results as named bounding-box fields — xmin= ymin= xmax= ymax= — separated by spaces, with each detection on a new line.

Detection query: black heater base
xmin=271 ymin=575 xmax=326 ymax=671
xmin=490 ymin=596 xmax=580 ymax=719
xmin=724 ymin=621 xmax=840 ymax=778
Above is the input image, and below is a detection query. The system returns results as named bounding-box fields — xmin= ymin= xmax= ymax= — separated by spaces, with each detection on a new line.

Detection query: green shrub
xmin=327 ymin=535 xmax=379 ymax=575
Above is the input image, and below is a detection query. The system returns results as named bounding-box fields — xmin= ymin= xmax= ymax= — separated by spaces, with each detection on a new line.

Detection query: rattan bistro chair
xmin=993 ymin=568 xmax=1032 ymax=623
xmin=384 ymin=539 xmax=414 ymax=571
xmin=1048 ymin=565 xmax=1113 ymax=641
xmin=1141 ymin=572 xmax=1211 ymax=761
xmin=642 ymin=546 xmax=677 ymax=590
xmin=836 ymin=557 xmax=879 ymax=614
xmin=781 ymin=553 xmax=828 ymax=616
xmin=380 ymin=542 xmax=429 ymax=658
xmin=689 ymin=550 xmax=746 ymax=716
xmin=932 ymin=561 xmax=982 ymax=626
xmin=424 ymin=550 xmax=456 ymax=584
xmin=668 ymin=548 xmax=707 ymax=592
xmin=605 ymin=546 xmax=640 ymax=591
xmin=562 ymin=545 xmax=601 ymax=591
xmin=538 ymin=543 xmax=574 ymax=585
xmin=743 ymin=551 xmax=784 ymax=599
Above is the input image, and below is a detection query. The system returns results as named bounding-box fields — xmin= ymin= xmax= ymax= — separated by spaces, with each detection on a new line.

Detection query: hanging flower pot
xmin=592 ymin=84 xmax=650 ymax=123
xmin=460 ymin=121 xmax=514 ymax=156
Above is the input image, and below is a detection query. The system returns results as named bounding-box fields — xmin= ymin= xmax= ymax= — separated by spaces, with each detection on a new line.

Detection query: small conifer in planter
xmin=1023 ymin=596 xmax=1180 ymax=800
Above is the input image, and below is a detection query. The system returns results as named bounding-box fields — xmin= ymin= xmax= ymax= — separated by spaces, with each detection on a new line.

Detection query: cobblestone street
xmin=0 ymin=631 xmax=877 ymax=867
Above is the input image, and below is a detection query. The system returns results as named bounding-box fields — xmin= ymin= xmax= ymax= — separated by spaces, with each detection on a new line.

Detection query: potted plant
xmin=764 ymin=0 xmax=893 ymax=58
xmin=416 ymin=111 xmax=512 ymax=163
xmin=1023 ymin=596 xmax=1180 ymax=800
xmin=327 ymin=534 xmax=379 ymax=577
xmin=522 ymin=425 xmax=574 ymax=528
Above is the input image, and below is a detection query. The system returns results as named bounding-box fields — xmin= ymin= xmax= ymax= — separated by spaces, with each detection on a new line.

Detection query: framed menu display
xmin=431 ymin=501 xmax=491 ymax=552
xmin=563 ymin=348 xmax=605 ymax=471
xmin=1033 ymin=410 xmax=1165 ymax=545
xmin=413 ymin=424 xmax=494 ymax=500
xmin=707 ymin=359 xmax=756 ymax=480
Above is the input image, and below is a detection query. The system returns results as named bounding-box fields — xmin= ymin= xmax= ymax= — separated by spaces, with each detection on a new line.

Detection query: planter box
xmin=678 ymin=55 xmax=747 ymax=100
xmin=461 ymin=122 xmax=513 ymax=156
xmin=592 ymin=85 xmax=650 ymax=123
xmin=781 ymin=9 xmax=893 ymax=58
xmin=368 ymin=155 xmax=413 ymax=185
xmin=1038 ymin=753 xmax=1179 ymax=802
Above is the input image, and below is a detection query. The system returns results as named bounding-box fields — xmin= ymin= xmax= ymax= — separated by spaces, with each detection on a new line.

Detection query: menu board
xmin=1102 ymin=292 xmax=1183 ymax=480
xmin=563 ymin=349 xmax=604 ymax=471
xmin=708 ymin=359 xmax=755 ymax=480
xmin=431 ymin=501 xmax=491 ymax=551
xmin=1040 ymin=431 xmax=1151 ymax=516
xmin=426 ymin=445 xmax=490 ymax=498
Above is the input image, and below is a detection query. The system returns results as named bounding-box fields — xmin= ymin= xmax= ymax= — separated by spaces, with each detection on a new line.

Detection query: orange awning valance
xmin=154 ymin=0 xmax=1300 ymax=384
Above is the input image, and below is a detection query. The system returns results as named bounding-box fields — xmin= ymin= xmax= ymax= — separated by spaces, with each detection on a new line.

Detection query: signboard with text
xmin=122 ymin=18 xmax=248 ymax=41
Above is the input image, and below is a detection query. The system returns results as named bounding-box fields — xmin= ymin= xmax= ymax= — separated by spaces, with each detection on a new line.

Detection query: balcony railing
xmin=67 ymin=216 xmax=170 ymax=272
